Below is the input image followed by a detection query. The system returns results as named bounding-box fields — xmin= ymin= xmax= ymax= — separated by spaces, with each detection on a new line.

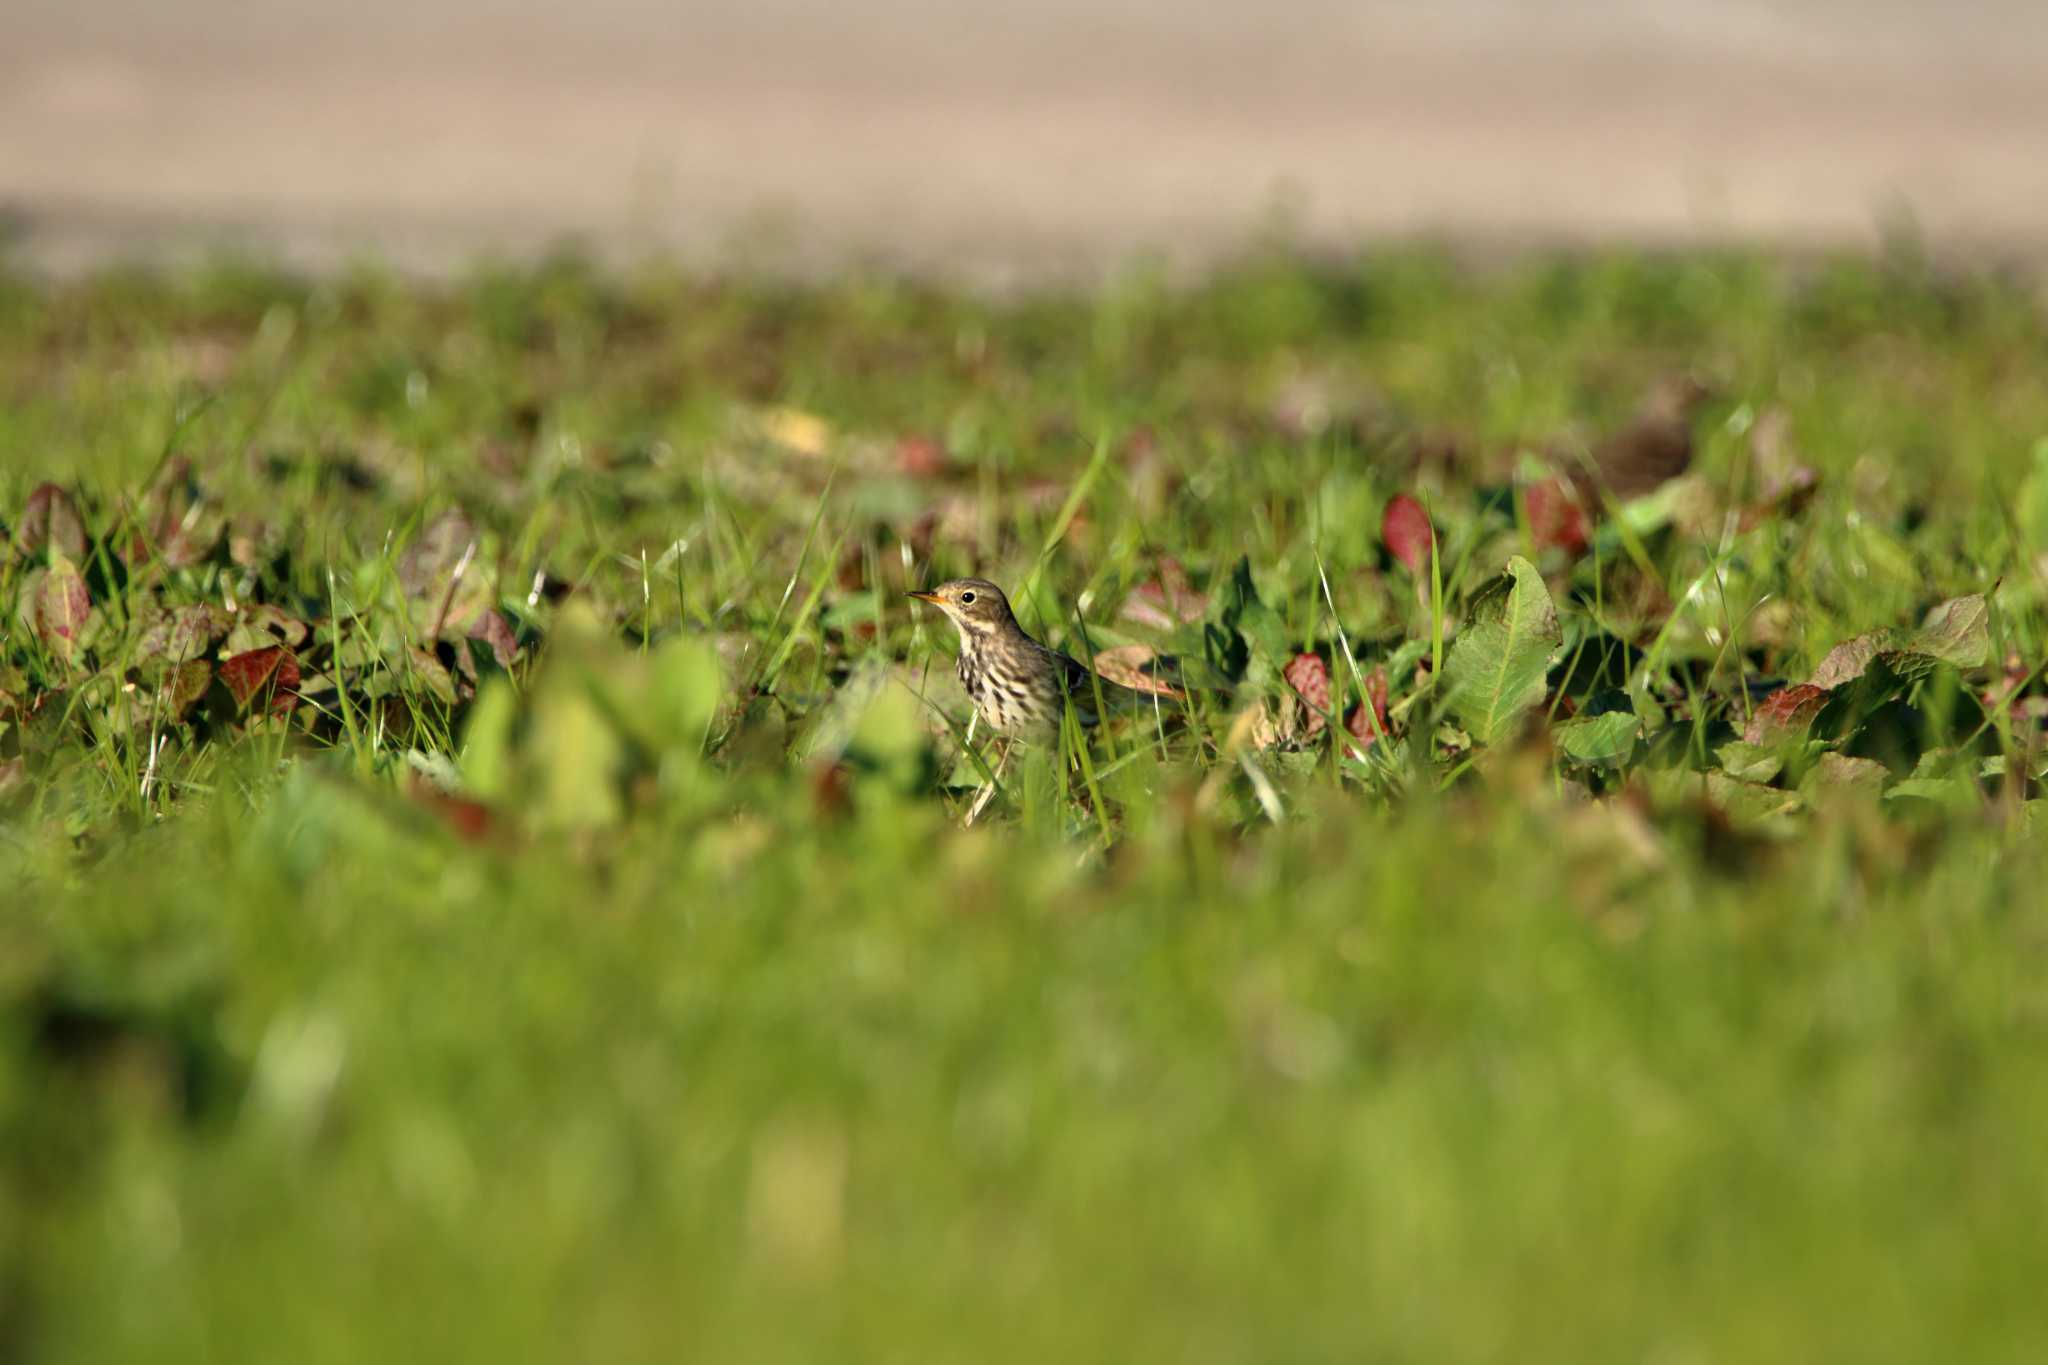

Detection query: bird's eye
xmin=960 ymin=590 xmax=976 ymax=604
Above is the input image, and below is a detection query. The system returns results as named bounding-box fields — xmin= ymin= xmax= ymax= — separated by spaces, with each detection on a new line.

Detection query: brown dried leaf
xmin=1091 ymin=644 xmax=1186 ymax=699
xmin=398 ymin=508 xmax=478 ymax=600
xmin=466 ymin=609 xmax=521 ymax=670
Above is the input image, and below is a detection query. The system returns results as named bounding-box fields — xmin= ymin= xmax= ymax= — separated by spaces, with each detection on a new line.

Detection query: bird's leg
xmin=963 ymin=738 xmax=1010 ymax=827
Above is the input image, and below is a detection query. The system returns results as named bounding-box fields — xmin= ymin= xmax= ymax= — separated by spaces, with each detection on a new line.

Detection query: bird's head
xmin=908 ymin=577 xmax=1017 ymax=638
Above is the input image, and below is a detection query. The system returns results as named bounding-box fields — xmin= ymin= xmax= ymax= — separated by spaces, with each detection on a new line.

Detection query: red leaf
xmin=1743 ymin=683 xmax=1829 ymax=744
xmin=19 ymin=484 xmax=89 ymax=560
xmin=1344 ymin=668 xmax=1391 ymax=751
xmin=219 ymin=647 xmax=301 ymax=713
xmin=1524 ymin=478 xmax=1590 ymax=556
xmin=896 ymin=435 xmax=949 ymax=479
xmin=1381 ymin=493 xmax=1434 ymax=574
xmin=1120 ymin=560 xmax=1208 ymax=629
xmin=31 ymin=557 xmax=92 ymax=663
xmin=409 ymin=781 xmax=497 ymax=842
xmin=1284 ymin=652 xmax=1334 ymax=735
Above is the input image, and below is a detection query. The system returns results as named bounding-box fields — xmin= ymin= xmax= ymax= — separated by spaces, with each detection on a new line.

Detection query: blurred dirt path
xmin=6 ymin=0 xmax=2048 ymax=276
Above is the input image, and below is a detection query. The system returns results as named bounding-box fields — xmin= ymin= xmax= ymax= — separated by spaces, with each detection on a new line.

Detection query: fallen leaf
xmin=137 ymin=604 xmax=230 ymax=665
xmin=1343 ymin=667 xmax=1391 ymax=751
xmin=896 ymin=435 xmax=949 ymax=478
xmin=1283 ymin=653 xmax=1334 ymax=735
xmin=224 ymin=604 xmax=309 ymax=654
xmin=1808 ymin=631 xmax=1896 ymax=690
xmin=162 ymin=660 xmax=214 ymax=720
xmin=1381 ymin=493 xmax=1434 ymax=574
xmin=1743 ymin=683 xmax=1829 ymax=744
xmin=219 ymin=647 xmax=301 ymax=713
xmin=1092 ymin=644 xmax=1187 ymax=699
xmin=18 ymin=484 xmax=88 ymax=560
xmin=31 ymin=555 xmax=92 ymax=664
xmin=1912 ymin=593 xmax=1990 ymax=669
xmin=398 ymin=507 xmax=479 ymax=600
xmin=1524 ymin=478 xmax=1590 ymax=556
xmin=466 ymin=609 xmax=521 ymax=670
xmin=1120 ymin=563 xmax=1209 ymax=629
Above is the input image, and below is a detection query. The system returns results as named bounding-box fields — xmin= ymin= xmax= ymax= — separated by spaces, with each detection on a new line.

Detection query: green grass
xmin=4 ymin=246 xmax=2048 ymax=1361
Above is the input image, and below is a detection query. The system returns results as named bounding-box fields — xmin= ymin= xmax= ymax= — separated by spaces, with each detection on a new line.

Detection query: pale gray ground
xmin=6 ymin=0 xmax=2047 ymax=276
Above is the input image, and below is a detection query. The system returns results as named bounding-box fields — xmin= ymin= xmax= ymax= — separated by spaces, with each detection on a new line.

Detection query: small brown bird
xmin=1573 ymin=373 xmax=1716 ymax=504
xmin=908 ymin=578 xmax=1106 ymax=741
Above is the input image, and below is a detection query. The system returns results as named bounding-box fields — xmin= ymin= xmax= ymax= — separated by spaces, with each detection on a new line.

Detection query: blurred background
xmin=6 ymin=0 xmax=2048 ymax=276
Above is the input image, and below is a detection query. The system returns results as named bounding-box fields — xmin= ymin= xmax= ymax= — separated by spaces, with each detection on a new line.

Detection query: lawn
xmin=3 ymin=247 xmax=2048 ymax=1362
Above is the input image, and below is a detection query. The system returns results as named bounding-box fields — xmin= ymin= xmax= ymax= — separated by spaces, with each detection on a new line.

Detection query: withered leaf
xmin=1381 ymin=493 xmax=1434 ymax=575
xmin=1344 ymin=667 xmax=1391 ymax=751
xmin=398 ymin=507 xmax=478 ymax=600
xmin=137 ymin=604 xmax=230 ymax=665
xmin=19 ymin=484 xmax=89 ymax=560
xmin=224 ymin=603 xmax=310 ymax=655
xmin=1090 ymin=644 xmax=1186 ymax=699
xmin=1283 ymin=653 xmax=1333 ymax=735
xmin=1524 ymin=478 xmax=1589 ymax=556
xmin=1743 ymin=683 xmax=1829 ymax=744
xmin=218 ymin=647 xmax=301 ymax=713
xmin=32 ymin=556 xmax=92 ymax=664
xmin=1809 ymin=631 xmax=1899 ymax=690
xmin=466 ymin=609 xmax=521 ymax=670
xmin=163 ymin=660 xmax=214 ymax=720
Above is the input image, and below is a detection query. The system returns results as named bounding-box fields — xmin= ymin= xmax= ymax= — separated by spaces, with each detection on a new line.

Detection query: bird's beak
xmin=907 ymin=590 xmax=942 ymax=604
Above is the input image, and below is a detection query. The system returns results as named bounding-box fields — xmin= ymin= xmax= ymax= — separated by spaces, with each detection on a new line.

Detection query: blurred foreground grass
xmin=3 ymin=247 xmax=2048 ymax=1361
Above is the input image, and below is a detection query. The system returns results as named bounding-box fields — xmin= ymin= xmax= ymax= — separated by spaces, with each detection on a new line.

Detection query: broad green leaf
xmin=1444 ymin=556 xmax=1560 ymax=744
xmin=1715 ymin=740 xmax=1783 ymax=784
xmin=1799 ymin=753 xmax=1889 ymax=799
xmin=1557 ymin=711 xmax=1640 ymax=765
xmin=1705 ymin=772 xmax=1803 ymax=826
xmin=1908 ymin=594 xmax=1988 ymax=669
xmin=1885 ymin=777 xmax=1978 ymax=809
